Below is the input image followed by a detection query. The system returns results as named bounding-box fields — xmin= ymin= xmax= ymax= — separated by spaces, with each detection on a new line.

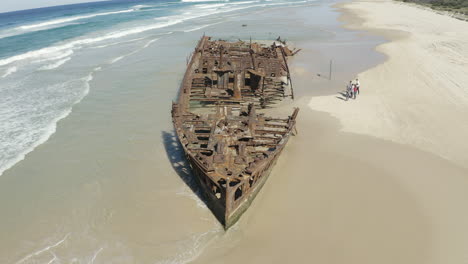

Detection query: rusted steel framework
xmin=171 ymin=36 xmax=299 ymax=228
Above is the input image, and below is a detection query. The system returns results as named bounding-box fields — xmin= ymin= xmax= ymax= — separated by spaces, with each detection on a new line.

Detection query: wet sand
xmin=193 ymin=1 xmax=468 ymax=263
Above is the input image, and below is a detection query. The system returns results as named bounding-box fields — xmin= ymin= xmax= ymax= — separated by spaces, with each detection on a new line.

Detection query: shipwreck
xmin=171 ymin=36 xmax=299 ymax=228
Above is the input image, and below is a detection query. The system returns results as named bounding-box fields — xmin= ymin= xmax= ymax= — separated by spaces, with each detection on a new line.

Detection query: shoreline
xmin=309 ymin=0 xmax=468 ymax=168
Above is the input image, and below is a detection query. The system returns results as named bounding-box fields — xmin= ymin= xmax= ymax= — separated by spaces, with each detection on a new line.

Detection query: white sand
xmin=308 ymin=0 xmax=468 ymax=167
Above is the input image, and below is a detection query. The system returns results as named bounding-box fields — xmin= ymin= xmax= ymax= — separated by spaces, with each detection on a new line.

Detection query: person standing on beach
xmin=353 ymin=83 xmax=357 ymax=99
xmin=355 ymin=78 xmax=360 ymax=95
xmin=346 ymin=81 xmax=352 ymax=101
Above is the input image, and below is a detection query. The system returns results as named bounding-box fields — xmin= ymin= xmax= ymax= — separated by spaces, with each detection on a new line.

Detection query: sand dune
xmin=309 ymin=0 xmax=468 ymax=167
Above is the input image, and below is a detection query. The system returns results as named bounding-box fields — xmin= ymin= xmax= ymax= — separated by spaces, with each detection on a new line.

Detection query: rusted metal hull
xmin=171 ymin=36 xmax=299 ymax=229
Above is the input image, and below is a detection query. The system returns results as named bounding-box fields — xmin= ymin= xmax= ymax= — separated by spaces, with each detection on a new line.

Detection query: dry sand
xmin=193 ymin=1 xmax=468 ymax=263
xmin=310 ymin=0 xmax=468 ymax=168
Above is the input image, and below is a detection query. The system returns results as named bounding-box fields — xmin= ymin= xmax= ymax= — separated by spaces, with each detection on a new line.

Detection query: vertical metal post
xmin=329 ymin=59 xmax=332 ymax=80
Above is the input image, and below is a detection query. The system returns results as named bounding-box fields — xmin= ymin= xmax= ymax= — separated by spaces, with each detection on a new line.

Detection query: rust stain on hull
xmin=171 ymin=36 xmax=299 ymax=229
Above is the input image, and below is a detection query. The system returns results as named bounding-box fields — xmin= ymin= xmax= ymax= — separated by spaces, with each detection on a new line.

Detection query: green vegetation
xmin=399 ymin=0 xmax=468 ymax=17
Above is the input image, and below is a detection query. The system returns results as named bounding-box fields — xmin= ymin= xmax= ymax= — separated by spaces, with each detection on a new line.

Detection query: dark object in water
xmin=171 ymin=36 xmax=299 ymax=229
xmin=242 ymin=24 xmax=247 ymax=27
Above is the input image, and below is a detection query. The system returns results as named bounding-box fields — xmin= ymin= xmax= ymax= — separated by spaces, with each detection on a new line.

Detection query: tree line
xmin=401 ymin=0 xmax=468 ymax=15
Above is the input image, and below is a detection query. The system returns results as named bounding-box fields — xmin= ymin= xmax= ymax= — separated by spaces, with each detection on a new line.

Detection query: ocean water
xmin=0 ymin=0 xmax=319 ymax=177
xmin=0 ymin=0 xmax=385 ymax=263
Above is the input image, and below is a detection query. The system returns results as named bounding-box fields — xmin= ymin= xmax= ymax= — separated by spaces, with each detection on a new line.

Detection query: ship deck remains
xmin=172 ymin=36 xmax=300 ymax=228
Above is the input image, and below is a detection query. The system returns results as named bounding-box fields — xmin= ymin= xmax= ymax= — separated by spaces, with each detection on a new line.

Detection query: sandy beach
xmin=310 ymin=0 xmax=468 ymax=168
xmin=193 ymin=1 xmax=468 ymax=263
xmin=1 ymin=0 xmax=467 ymax=262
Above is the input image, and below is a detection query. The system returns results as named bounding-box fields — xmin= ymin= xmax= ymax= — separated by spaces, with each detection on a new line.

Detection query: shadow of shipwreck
xmin=161 ymin=130 xmax=209 ymax=208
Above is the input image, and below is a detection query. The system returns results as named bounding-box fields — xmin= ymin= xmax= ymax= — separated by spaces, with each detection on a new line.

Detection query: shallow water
xmin=0 ymin=0 xmax=385 ymax=262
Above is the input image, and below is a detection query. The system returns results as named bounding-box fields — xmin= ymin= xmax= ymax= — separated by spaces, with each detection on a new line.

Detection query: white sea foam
xmin=45 ymin=254 xmax=57 ymax=264
xmin=132 ymin=4 xmax=153 ymax=10
xmin=17 ymin=9 xmax=134 ymax=31
xmin=109 ymin=38 xmax=159 ymax=64
xmin=182 ymin=0 xmax=225 ymax=2
xmin=92 ymin=37 xmax=147 ymax=49
xmin=228 ymin=1 xmax=259 ymax=5
xmin=0 ymin=70 xmax=96 ymax=176
xmin=1 ymin=66 xmax=17 ymax=78
xmin=176 ymin=185 xmax=208 ymax=209
xmin=0 ymin=0 xmax=300 ymax=68
xmin=89 ymin=247 xmax=104 ymax=264
xmin=143 ymin=38 xmax=159 ymax=48
xmin=183 ymin=22 xmax=221 ymax=32
xmin=39 ymin=57 xmax=71 ymax=70
xmin=194 ymin=3 xmax=227 ymax=8
xmin=183 ymin=25 xmax=209 ymax=32
xmin=15 ymin=233 xmax=70 ymax=264
xmin=155 ymin=225 xmax=222 ymax=264
xmin=32 ymin=50 xmax=75 ymax=64
xmin=0 ymin=22 xmax=85 ymax=40
xmin=0 ymin=22 xmax=174 ymax=67
xmin=93 ymin=31 xmax=172 ymax=49
xmin=110 ymin=55 xmax=125 ymax=64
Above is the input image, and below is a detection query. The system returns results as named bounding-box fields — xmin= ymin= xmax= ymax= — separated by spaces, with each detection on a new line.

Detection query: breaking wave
xmin=16 ymin=9 xmax=135 ymax=31
xmin=32 ymin=50 xmax=74 ymax=64
xmin=0 ymin=68 xmax=98 ymax=177
xmin=131 ymin=4 xmax=154 ymax=10
xmin=0 ymin=24 xmax=168 ymax=67
xmin=0 ymin=0 xmax=302 ymax=68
